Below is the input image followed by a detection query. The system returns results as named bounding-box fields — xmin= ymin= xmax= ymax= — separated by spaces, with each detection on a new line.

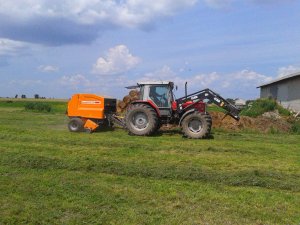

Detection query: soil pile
xmin=210 ymin=111 xmax=291 ymax=133
xmin=160 ymin=112 xmax=291 ymax=133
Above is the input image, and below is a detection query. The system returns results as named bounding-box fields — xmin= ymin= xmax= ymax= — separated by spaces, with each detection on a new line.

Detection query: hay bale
xmin=123 ymin=95 xmax=131 ymax=104
xmin=118 ymin=101 xmax=127 ymax=109
xmin=130 ymin=96 xmax=139 ymax=101
xmin=117 ymin=106 xmax=123 ymax=113
xmin=116 ymin=90 xmax=140 ymax=114
xmin=129 ymin=90 xmax=139 ymax=97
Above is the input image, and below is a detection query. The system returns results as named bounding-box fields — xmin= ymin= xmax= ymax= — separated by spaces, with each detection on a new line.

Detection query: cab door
xmin=148 ymin=85 xmax=171 ymax=108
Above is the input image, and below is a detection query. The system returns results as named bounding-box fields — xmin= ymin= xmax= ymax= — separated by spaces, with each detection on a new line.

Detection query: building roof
xmin=257 ymin=71 xmax=300 ymax=88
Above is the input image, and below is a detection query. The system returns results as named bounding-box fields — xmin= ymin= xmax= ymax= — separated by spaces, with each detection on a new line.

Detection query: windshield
xmin=149 ymin=85 xmax=170 ymax=107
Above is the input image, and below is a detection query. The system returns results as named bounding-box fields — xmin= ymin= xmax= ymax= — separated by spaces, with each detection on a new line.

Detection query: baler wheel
xmin=125 ymin=104 xmax=158 ymax=136
xmin=181 ymin=112 xmax=212 ymax=139
xmin=68 ymin=118 xmax=84 ymax=132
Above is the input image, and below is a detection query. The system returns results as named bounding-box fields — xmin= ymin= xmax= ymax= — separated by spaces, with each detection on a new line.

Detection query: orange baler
xmin=67 ymin=94 xmax=117 ymax=132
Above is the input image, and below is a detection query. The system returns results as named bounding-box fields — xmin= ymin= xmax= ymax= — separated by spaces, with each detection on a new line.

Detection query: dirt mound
xmin=160 ymin=111 xmax=291 ymax=133
xmin=210 ymin=111 xmax=291 ymax=133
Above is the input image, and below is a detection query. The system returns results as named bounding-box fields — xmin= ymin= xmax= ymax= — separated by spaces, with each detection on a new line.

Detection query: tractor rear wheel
xmin=125 ymin=104 xmax=158 ymax=136
xmin=181 ymin=112 xmax=212 ymax=139
xmin=68 ymin=118 xmax=84 ymax=132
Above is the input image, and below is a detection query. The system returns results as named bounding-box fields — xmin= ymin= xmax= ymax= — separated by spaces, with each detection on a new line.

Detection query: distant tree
xmin=21 ymin=94 xmax=26 ymax=99
xmin=15 ymin=94 xmax=18 ymax=98
xmin=34 ymin=94 xmax=39 ymax=99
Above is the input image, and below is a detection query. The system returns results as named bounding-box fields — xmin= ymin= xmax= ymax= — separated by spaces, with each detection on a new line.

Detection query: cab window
xmin=149 ymin=85 xmax=170 ymax=107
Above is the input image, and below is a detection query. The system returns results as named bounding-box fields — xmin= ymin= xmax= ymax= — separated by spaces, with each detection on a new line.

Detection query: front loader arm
xmin=176 ymin=88 xmax=240 ymax=121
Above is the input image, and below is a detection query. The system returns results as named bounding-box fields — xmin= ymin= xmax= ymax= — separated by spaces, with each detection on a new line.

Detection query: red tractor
xmin=121 ymin=81 xmax=240 ymax=139
xmin=67 ymin=81 xmax=240 ymax=139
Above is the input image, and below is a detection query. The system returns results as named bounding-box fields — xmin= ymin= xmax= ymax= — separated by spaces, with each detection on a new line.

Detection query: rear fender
xmin=130 ymin=100 xmax=160 ymax=116
xmin=179 ymin=109 xmax=196 ymax=126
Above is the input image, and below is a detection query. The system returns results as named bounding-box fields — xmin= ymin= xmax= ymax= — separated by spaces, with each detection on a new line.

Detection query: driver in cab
xmin=149 ymin=86 xmax=168 ymax=107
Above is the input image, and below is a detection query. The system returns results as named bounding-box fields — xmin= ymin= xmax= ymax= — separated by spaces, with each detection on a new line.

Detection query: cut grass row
xmin=0 ymin=107 xmax=299 ymax=224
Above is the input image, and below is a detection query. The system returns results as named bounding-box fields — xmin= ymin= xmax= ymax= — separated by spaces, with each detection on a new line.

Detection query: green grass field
xmin=0 ymin=100 xmax=299 ymax=224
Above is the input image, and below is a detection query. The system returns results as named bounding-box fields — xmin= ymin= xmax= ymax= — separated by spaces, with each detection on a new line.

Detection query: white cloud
xmin=139 ymin=66 xmax=273 ymax=98
xmin=0 ymin=0 xmax=293 ymax=32
xmin=92 ymin=45 xmax=140 ymax=75
xmin=139 ymin=66 xmax=220 ymax=92
xmin=0 ymin=38 xmax=28 ymax=56
xmin=193 ymin=72 xmax=220 ymax=87
xmin=38 ymin=65 xmax=59 ymax=73
xmin=0 ymin=1 xmax=198 ymax=45
xmin=139 ymin=66 xmax=189 ymax=90
xmin=230 ymin=69 xmax=272 ymax=83
xmin=111 ymin=0 xmax=197 ymax=28
xmin=139 ymin=67 xmax=270 ymax=89
xmin=203 ymin=0 xmax=293 ymax=9
xmin=57 ymin=73 xmax=135 ymax=97
xmin=59 ymin=74 xmax=94 ymax=90
xmin=190 ymin=69 xmax=272 ymax=98
xmin=277 ymin=65 xmax=300 ymax=78
xmin=141 ymin=65 xmax=177 ymax=81
xmin=0 ymin=0 xmax=197 ymax=27
xmin=1 ymin=0 xmax=291 ymax=46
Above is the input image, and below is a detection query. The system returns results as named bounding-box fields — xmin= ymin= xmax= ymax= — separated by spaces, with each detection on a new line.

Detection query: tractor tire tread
xmin=181 ymin=112 xmax=212 ymax=139
xmin=68 ymin=117 xmax=84 ymax=132
xmin=125 ymin=104 xmax=158 ymax=136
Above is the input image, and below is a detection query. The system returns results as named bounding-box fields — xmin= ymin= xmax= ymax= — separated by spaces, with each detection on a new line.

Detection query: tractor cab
xmin=137 ymin=81 xmax=175 ymax=116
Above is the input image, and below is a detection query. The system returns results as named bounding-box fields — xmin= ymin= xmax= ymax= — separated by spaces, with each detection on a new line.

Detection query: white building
xmin=234 ymin=98 xmax=246 ymax=109
xmin=257 ymin=72 xmax=300 ymax=112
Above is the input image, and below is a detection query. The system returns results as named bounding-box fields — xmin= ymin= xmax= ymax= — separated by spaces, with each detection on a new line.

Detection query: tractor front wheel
xmin=181 ymin=112 xmax=212 ymax=139
xmin=68 ymin=118 xmax=84 ymax=132
xmin=125 ymin=104 xmax=158 ymax=136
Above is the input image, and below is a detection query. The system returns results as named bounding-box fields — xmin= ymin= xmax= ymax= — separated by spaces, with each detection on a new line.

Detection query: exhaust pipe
xmin=185 ymin=82 xmax=188 ymax=99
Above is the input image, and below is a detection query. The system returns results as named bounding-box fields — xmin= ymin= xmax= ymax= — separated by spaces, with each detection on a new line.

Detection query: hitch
xmin=108 ymin=114 xmax=126 ymax=128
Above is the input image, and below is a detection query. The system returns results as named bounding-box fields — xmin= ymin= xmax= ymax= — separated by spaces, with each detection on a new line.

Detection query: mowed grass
xmin=0 ymin=98 xmax=67 ymax=113
xmin=0 ymin=101 xmax=299 ymax=224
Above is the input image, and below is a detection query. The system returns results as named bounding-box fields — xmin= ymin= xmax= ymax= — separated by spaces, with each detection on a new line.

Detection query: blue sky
xmin=0 ymin=0 xmax=300 ymax=99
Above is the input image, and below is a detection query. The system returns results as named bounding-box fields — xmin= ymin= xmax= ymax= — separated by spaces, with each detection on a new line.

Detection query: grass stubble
xmin=0 ymin=100 xmax=299 ymax=224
